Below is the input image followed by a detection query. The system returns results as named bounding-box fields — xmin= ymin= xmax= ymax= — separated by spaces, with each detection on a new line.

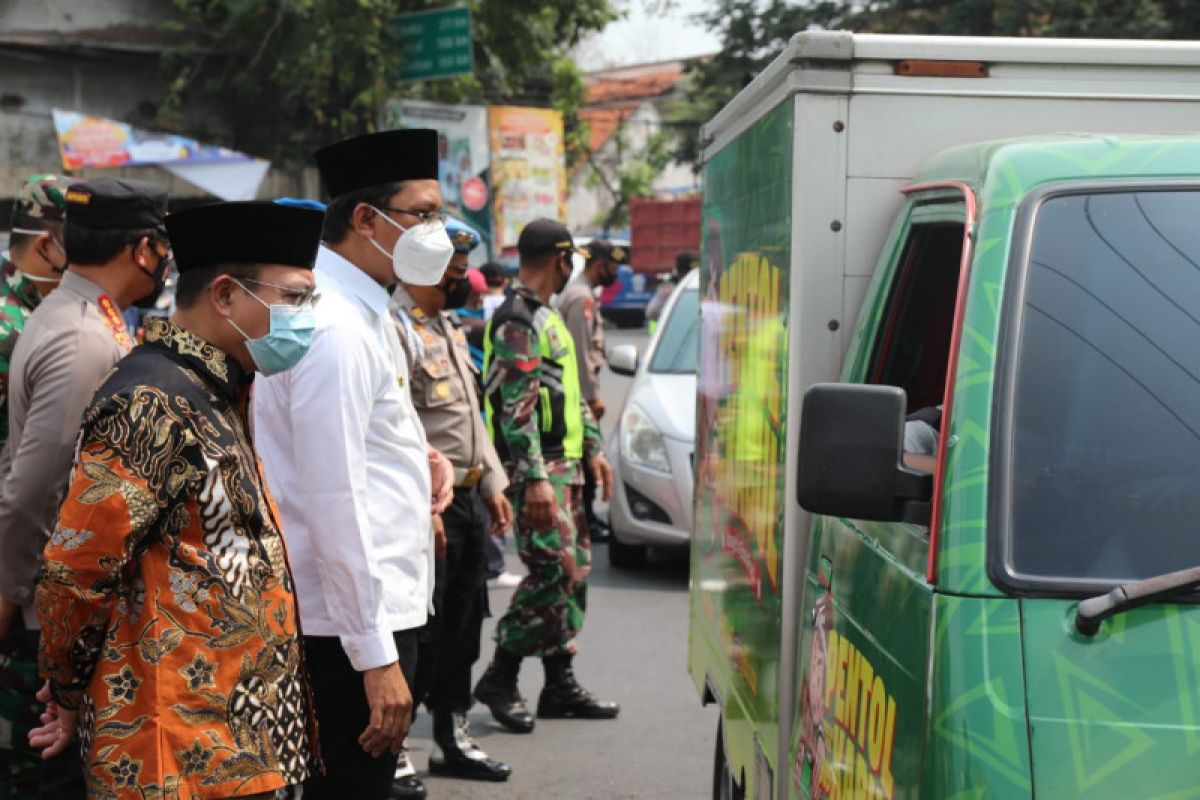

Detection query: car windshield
xmin=650 ymin=288 xmax=699 ymax=374
xmin=1004 ymin=189 xmax=1200 ymax=585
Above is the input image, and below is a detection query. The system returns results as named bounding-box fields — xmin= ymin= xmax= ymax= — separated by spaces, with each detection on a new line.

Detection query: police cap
xmin=64 ymin=178 xmax=167 ymax=231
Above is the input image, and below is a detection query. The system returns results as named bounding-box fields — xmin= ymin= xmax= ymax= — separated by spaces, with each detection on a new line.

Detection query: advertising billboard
xmin=384 ymin=99 xmax=493 ymax=261
xmin=487 ymin=106 xmax=566 ymax=253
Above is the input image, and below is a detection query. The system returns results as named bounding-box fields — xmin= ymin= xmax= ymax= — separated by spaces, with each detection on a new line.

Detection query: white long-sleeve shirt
xmin=253 ymin=245 xmax=432 ymax=672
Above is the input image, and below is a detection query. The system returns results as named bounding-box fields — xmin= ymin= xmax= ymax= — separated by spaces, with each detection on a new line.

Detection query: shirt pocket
xmin=420 ymin=358 xmax=460 ymax=408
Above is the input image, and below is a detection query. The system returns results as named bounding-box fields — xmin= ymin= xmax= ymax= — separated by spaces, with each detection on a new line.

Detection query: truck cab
xmin=687 ymin=31 xmax=1200 ymax=800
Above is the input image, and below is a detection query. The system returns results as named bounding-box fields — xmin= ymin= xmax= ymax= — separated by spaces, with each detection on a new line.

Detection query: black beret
xmin=314 ymin=129 xmax=440 ymax=198
xmin=65 ymin=178 xmax=167 ymax=231
xmin=164 ymin=201 xmax=324 ymax=273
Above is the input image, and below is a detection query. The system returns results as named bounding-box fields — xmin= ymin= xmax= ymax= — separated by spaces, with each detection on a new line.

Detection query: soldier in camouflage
xmin=473 ymin=219 xmax=619 ymax=733
xmin=0 ymin=174 xmax=71 ymax=448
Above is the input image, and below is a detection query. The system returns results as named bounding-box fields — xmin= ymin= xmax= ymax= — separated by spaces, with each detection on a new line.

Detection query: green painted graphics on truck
xmin=689 ymin=99 xmax=792 ymax=799
xmin=785 ymin=134 xmax=1200 ymax=798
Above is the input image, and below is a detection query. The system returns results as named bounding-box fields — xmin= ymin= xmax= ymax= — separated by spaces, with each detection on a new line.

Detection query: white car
xmin=605 ymin=268 xmax=699 ymax=567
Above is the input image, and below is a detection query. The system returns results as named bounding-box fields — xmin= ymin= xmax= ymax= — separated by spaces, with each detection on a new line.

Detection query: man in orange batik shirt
xmin=31 ymin=200 xmax=326 ymax=799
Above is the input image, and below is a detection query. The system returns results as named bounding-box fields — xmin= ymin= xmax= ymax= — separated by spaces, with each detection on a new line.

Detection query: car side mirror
xmin=609 ymin=344 xmax=639 ymax=377
xmin=797 ymin=383 xmax=932 ymax=525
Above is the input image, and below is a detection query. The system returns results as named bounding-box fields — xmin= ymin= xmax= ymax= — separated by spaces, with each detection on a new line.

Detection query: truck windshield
xmin=650 ymin=289 xmax=699 ymax=374
xmin=1004 ymin=188 xmax=1200 ymax=586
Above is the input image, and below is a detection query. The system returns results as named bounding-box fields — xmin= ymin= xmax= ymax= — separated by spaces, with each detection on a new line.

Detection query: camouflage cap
xmin=12 ymin=174 xmax=72 ymax=227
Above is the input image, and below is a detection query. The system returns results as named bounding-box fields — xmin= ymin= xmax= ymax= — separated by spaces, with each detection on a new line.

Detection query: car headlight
xmin=620 ymin=402 xmax=671 ymax=473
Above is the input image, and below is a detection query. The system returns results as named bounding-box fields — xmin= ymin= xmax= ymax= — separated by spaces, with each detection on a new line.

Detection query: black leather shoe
xmin=390 ymin=775 xmax=427 ymax=800
xmin=429 ymin=711 xmax=512 ymax=781
xmin=430 ymin=745 xmax=512 ymax=782
xmin=588 ymin=516 xmax=611 ymax=543
xmin=474 ymin=651 xmax=536 ymax=733
xmin=538 ymin=654 xmax=620 ymax=719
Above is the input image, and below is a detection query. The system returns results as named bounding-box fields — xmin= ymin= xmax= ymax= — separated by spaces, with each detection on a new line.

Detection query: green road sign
xmin=391 ymin=6 xmax=473 ymax=82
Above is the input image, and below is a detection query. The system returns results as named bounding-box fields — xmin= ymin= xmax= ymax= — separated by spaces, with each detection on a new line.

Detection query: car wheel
xmin=607 ymin=528 xmax=647 ymax=568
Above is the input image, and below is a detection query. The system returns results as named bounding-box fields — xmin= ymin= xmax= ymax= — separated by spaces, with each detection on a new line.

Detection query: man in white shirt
xmin=253 ymin=129 xmax=455 ymax=800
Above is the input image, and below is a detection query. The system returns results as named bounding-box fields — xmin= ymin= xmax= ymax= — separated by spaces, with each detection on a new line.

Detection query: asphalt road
xmin=407 ymin=325 xmax=716 ymax=799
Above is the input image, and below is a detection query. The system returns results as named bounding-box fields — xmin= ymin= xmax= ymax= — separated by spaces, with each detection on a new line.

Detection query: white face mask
xmin=366 ymin=207 xmax=454 ymax=286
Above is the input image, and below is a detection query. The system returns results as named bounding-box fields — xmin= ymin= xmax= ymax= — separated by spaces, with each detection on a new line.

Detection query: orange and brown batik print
xmin=36 ymin=319 xmax=317 ymax=799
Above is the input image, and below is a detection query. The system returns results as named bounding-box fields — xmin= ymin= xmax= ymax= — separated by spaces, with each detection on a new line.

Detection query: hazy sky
xmin=574 ymin=0 xmax=722 ymax=71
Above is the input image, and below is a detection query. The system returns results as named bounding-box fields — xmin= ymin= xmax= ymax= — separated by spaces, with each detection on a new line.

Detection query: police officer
xmin=392 ymin=218 xmax=514 ymax=787
xmin=473 ymin=218 xmax=618 ymax=732
xmin=554 ymin=239 xmax=626 ymax=541
xmin=0 ymin=169 xmax=71 ymax=800
xmin=0 ymin=177 xmax=168 ymax=798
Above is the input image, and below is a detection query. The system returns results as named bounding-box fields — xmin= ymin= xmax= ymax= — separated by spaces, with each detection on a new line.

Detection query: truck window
xmin=869 ymin=218 xmax=965 ymax=412
xmin=1000 ymin=189 xmax=1200 ymax=588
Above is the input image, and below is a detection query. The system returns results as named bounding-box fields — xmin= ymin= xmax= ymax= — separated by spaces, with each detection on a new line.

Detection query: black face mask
xmin=134 ymin=251 xmax=172 ymax=310
xmin=440 ymin=276 xmax=472 ymax=310
xmin=555 ymin=255 xmax=573 ymax=295
xmin=598 ymin=264 xmax=619 ymax=287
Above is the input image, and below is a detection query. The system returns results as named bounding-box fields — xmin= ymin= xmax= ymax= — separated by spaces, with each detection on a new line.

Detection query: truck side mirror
xmin=797 ymin=384 xmax=932 ymax=525
xmin=609 ymin=344 xmax=639 ymax=377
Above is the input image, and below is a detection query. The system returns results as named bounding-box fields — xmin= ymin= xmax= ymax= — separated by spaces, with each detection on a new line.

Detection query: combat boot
xmin=429 ymin=711 xmax=513 ymax=781
xmin=537 ymin=654 xmax=620 ymax=719
xmin=473 ymin=648 xmax=535 ymax=733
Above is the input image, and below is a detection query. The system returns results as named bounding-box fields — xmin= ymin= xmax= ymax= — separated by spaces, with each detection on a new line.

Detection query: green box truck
xmin=688 ymin=31 xmax=1200 ymax=799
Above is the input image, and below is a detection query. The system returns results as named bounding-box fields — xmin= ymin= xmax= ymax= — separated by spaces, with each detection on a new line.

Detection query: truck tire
xmin=713 ymin=721 xmax=743 ymax=800
xmin=607 ymin=529 xmax=647 ymax=568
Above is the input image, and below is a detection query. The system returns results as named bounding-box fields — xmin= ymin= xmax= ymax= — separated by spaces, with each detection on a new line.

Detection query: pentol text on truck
xmin=688 ymin=30 xmax=1200 ymax=800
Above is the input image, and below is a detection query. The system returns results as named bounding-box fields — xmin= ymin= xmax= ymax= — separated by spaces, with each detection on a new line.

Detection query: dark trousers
xmin=416 ymin=489 xmax=489 ymax=714
xmin=10 ymin=629 xmax=86 ymax=800
xmin=583 ymin=461 xmax=600 ymax=532
xmin=302 ymin=629 xmax=420 ymax=800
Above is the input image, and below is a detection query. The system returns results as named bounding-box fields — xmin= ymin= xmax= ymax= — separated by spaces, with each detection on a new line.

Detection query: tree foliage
xmin=583 ymin=124 xmax=674 ymax=232
xmin=674 ymin=0 xmax=1200 ymax=165
xmin=161 ymin=0 xmax=617 ymax=166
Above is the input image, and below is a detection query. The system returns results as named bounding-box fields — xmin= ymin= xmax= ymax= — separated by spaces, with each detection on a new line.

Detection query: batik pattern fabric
xmin=36 ymin=318 xmax=317 ymax=800
xmin=0 ymin=258 xmax=43 ymax=447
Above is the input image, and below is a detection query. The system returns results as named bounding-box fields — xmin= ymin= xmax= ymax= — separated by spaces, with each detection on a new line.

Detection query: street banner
xmin=52 ymin=109 xmax=251 ymax=170
xmin=385 ymin=99 xmax=493 ymax=260
xmin=51 ymin=110 xmax=269 ymax=200
xmin=487 ymin=106 xmax=566 ymax=253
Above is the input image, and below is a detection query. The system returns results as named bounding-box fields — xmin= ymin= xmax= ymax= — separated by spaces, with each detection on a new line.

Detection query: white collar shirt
xmin=253 ymin=245 xmax=432 ymax=671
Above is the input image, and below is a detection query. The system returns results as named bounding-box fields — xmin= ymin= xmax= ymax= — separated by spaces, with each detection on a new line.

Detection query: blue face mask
xmin=227 ymin=281 xmax=316 ymax=376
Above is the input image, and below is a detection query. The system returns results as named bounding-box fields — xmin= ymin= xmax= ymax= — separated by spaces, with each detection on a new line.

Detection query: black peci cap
xmin=314 ymin=129 xmax=440 ymax=198
xmin=517 ymin=218 xmax=587 ymax=261
xmin=165 ymin=201 xmax=325 ymax=273
xmin=65 ymin=178 xmax=167 ymax=231
xmin=586 ymin=239 xmax=629 ymax=265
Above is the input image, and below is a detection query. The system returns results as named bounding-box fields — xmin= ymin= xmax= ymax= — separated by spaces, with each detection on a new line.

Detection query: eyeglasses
xmin=241 ymin=277 xmax=320 ymax=308
xmin=381 ymin=206 xmax=448 ymax=225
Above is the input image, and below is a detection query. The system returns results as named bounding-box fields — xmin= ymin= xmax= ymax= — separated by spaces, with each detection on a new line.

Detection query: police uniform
xmin=554 ymin=240 xmax=625 ymax=539
xmin=0 ymin=177 xmax=166 ymax=800
xmin=473 ymin=219 xmax=619 ymax=732
xmin=0 ymin=172 xmax=70 ymax=798
xmin=391 ymin=275 xmax=514 ymax=776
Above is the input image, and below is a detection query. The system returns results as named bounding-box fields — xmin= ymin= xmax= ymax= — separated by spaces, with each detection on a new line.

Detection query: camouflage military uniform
xmin=0 ymin=175 xmax=69 ymax=449
xmin=484 ymin=283 xmax=602 ymax=658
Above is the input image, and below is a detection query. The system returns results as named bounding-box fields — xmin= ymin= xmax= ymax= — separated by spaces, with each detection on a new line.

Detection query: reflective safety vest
xmin=484 ymin=290 xmax=584 ymax=462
